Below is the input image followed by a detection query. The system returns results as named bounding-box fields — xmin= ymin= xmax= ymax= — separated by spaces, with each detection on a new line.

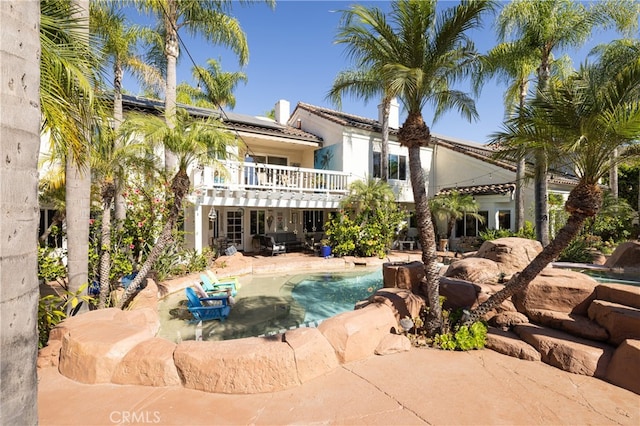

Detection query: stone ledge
xmin=605 ymin=339 xmax=640 ymax=394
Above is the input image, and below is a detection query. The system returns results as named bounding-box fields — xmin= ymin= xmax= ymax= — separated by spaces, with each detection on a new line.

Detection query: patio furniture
xmin=200 ymin=273 xmax=237 ymax=296
xmin=258 ymin=235 xmax=286 ymax=256
xmin=185 ymin=287 xmax=231 ymax=323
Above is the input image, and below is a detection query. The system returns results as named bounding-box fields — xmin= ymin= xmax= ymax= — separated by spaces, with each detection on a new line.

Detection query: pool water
xmin=583 ymin=270 xmax=640 ymax=287
xmin=157 ymin=268 xmax=383 ymax=342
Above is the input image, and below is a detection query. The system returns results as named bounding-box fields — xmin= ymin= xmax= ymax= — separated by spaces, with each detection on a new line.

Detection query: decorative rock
xmin=474 ymin=237 xmax=542 ymax=275
xmin=526 ymin=309 xmax=609 ymax=342
xmin=174 ymin=337 xmax=299 ymax=394
xmin=283 ymin=327 xmax=339 ymax=383
xmin=111 ymin=338 xmax=181 ymax=386
xmin=486 ymin=328 xmax=541 ymax=361
xmin=127 ymin=278 xmax=159 ymax=311
xmin=48 ymin=308 xmax=121 ymax=342
xmin=587 ymin=300 xmax=640 ymax=346
xmin=512 ymin=268 xmax=598 ymax=316
xmin=514 ymin=323 xmax=615 ymax=377
xmin=488 ymin=311 xmax=529 ymax=330
xmin=444 ymin=257 xmax=503 ymax=284
xmin=366 ymin=288 xmax=426 ymax=323
xmin=438 ymin=277 xmax=478 ymax=310
xmin=596 ymin=283 xmax=640 ymax=310
xmin=604 ymin=241 xmax=640 ymax=271
xmin=58 ymin=319 xmax=155 ymax=383
xmin=374 ymin=333 xmax=412 ymax=355
xmin=605 ymin=339 xmax=640 ymax=395
xmin=116 ymin=307 xmax=160 ymax=336
xmin=318 ymin=304 xmax=397 ymax=364
xmin=382 ymin=261 xmax=424 ymax=294
xmin=37 ymin=340 xmax=62 ymax=368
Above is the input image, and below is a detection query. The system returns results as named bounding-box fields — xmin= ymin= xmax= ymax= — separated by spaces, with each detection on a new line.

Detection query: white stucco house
xmin=39 ymin=95 xmax=577 ymax=254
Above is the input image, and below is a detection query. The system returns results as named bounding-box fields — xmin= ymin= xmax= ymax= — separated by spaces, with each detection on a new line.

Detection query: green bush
xmin=557 ymin=237 xmax=594 ymax=263
xmin=479 ymin=220 xmax=536 ymax=242
xmin=434 ymin=321 xmax=487 ymax=351
xmin=38 ymin=247 xmax=67 ymax=283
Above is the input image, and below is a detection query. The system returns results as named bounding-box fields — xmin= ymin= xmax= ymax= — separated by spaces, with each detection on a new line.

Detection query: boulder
xmin=127 ymin=278 xmax=159 ymax=311
xmin=174 ymin=337 xmax=299 ymax=394
xmin=318 ymin=304 xmax=397 ymax=364
xmin=514 ymin=323 xmax=615 ymax=377
xmin=526 ymin=309 xmax=609 ymax=342
xmin=48 ymin=308 xmax=121 ymax=342
xmin=283 ymin=327 xmax=339 ymax=383
xmin=587 ymin=300 xmax=640 ymax=346
xmin=488 ymin=311 xmax=529 ymax=330
xmin=604 ymin=241 xmax=640 ymax=271
xmin=116 ymin=307 xmax=160 ymax=336
xmin=58 ymin=319 xmax=155 ymax=383
xmin=595 ymin=283 xmax=640 ymax=310
xmin=111 ymin=338 xmax=181 ymax=386
xmin=364 ymin=288 xmax=426 ymax=323
xmin=444 ymin=257 xmax=503 ymax=284
xmin=512 ymin=268 xmax=598 ymax=316
xmin=475 ymin=237 xmax=542 ymax=275
xmin=485 ymin=328 xmax=541 ymax=361
xmin=211 ymin=251 xmax=253 ymax=277
xmin=605 ymin=339 xmax=640 ymax=395
xmin=37 ymin=340 xmax=62 ymax=368
xmin=382 ymin=261 xmax=424 ymax=294
xmin=374 ymin=333 xmax=412 ymax=355
xmin=438 ymin=277 xmax=478 ymax=310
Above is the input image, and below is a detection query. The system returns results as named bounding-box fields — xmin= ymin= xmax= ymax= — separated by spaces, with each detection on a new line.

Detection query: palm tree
xmin=116 ymin=109 xmax=236 ymax=309
xmin=0 ymin=0 xmax=40 ymax=421
xmin=336 ymin=0 xmax=495 ymax=335
xmin=588 ymin=38 xmax=640 ymax=199
xmin=91 ymin=119 xmax=154 ymax=308
xmin=41 ymin=0 xmax=103 ymax=314
xmin=90 ymin=2 xmax=162 ymax=224
xmin=497 ymin=0 xmax=640 ymax=246
xmin=134 ymin=0 xmax=271 ymax=172
xmin=343 ymin=178 xmax=397 ymax=221
xmin=464 ymin=54 xmax=640 ymax=325
xmin=429 ymin=191 xmax=484 ymax=240
xmin=178 ymin=58 xmax=247 ymax=109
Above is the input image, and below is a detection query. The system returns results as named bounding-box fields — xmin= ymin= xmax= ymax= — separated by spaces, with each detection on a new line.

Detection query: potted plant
xmin=320 ymin=239 xmax=332 ymax=258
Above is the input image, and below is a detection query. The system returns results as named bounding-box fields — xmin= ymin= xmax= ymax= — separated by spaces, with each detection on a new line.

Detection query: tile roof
xmin=120 ymin=94 xmax=322 ymax=144
xmin=437 ymin=182 xmax=517 ymax=196
xmin=294 ymin=102 xmax=397 ymax=135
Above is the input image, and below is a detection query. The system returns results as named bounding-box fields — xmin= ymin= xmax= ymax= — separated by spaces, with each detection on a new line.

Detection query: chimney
xmin=378 ymin=97 xmax=399 ymax=129
xmin=275 ymin=99 xmax=290 ymax=125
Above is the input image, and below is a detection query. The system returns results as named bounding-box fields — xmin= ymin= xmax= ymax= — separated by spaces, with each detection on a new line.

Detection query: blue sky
xmin=121 ymin=1 xmax=636 ymax=144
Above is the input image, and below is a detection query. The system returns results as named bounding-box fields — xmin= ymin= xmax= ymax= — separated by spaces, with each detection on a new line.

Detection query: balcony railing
xmin=192 ymin=161 xmax=350 ymax=194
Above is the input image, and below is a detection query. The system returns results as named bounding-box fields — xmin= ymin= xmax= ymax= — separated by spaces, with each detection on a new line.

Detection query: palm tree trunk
xmin=113 ymin=63 xmax=127 ymax=226
xmin=98 ymin=182 xmax=115 ymax=308
xmin=163 ymin=0 xmax=179 ymax=173
xmin=463 ymin=181 xmax=601 ymax=325
xmin=380 ymin=97 xmax=390 ymax=182
xmin=534 ymin=152 xmax=549 ymax=245
xmin=609 ymin=148 xmax=618 ymax=198
xmin=117 ymin=169 xmax=190 ymax=309
xmin=515 ymin=157 xmax=525 ymax=230
xmin=399 ymin=112 xmax=442 ymax=335
xmin=0 ymin=1 xmax=40 ymax=421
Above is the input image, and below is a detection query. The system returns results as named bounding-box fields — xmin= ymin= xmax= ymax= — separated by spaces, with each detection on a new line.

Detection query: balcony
xmin=192 ymin=160 xmax=351 ymax=195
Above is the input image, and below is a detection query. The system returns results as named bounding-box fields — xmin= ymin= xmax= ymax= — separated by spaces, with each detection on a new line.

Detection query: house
xmin=39 ymin=94 xmax=577 ymax=255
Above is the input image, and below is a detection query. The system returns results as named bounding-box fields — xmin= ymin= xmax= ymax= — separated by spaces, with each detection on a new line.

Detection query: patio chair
xmin=206 ymin=270 xmax=241 ymax=289
xmin=185 ymin=287 xmax=231 ymax=323
xmin=200 ymin=273 xmax=238 ymax=296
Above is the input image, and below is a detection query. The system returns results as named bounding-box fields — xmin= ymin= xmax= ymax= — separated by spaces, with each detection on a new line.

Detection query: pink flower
xmin=89 ymin=219 xmax=95 ymax=225
xmin=137 ymin=221 xmax=144 ymax=228
xmin=129 ymin=244 xmax=135 ymax=249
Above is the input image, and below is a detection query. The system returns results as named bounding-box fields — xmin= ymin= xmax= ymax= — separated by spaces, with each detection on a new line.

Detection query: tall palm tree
xmin=342 ymin=178 xmax=397 ymax=221
xmin=41 ymin=0 xmax=102 ymax=314
xmin=90 ymin=2 xmax=162 ymax=224
xmin=497 ymin=0 xmax=640 ymax=246
xmin=178 ymin=58 xmax=247 ymax=109
xmin=429 ymin=191 xmax=484 ymax=240
xmin=464 ymin=54 xmax=640 ymax=325
xmin=0 ymin=0 xmax=40 ymax=421
xmin=135 ymin=0 xmax=271 ymax=173
xmin=336 ymin=0 xmax=495 ymax=335
xmin=116 ymin=109 xmax=236 ymax=309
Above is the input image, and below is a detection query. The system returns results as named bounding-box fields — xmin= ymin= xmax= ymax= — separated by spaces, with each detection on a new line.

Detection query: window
xmin=373 ymin=152 xmax=407 ymax=180
xmin=302 ymin=210 xmax=324 ymax=232
xmin=250 ymin=210 xmax=266 ymax=235
xmin=252 ymin=155 xmax=287 ymax=166
xmin=455 ymin=211 xmax=489 ymax=237
xmin=498 ymin=210 xmax=511 ymax=230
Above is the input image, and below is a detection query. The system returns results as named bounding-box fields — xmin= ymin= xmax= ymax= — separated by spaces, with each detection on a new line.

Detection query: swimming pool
xmin=157 ymin=268 xmax=383 ymax=342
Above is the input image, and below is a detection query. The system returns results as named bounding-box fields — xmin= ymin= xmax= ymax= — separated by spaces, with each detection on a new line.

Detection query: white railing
xmin=192 ymin=161 xmax=350 ymax=194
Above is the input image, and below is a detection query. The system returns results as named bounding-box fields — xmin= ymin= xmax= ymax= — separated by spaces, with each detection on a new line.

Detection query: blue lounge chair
xmin=185 ymin=287 xmax=231 ymax=323
xmin=200 ymin=273 xmax=238 ymax=297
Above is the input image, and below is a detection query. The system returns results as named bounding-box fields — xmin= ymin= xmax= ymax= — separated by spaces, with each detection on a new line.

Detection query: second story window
xmin=373 ymin=152 xmax=407 ymax=180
